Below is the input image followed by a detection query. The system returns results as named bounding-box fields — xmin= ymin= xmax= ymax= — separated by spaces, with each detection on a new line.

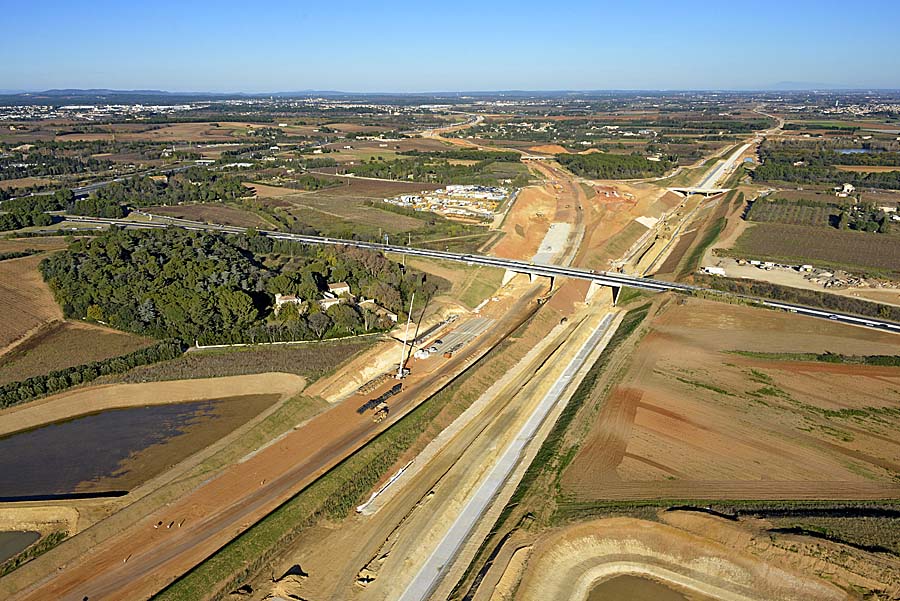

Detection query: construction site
xmin=1 ymin=95 xmax=899 ymax=601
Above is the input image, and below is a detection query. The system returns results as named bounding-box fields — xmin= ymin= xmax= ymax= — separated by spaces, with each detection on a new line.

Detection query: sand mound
xmin=528 ymin=144 xmax=569 ymax=155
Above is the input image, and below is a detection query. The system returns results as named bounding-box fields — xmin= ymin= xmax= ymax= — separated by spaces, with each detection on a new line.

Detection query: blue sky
xmin=2 ymin=0 xmax=898 ymax=92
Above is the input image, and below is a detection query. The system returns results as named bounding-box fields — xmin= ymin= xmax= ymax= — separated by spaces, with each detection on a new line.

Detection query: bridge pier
xmin=585 ymin=281 xmax=621 ymax=306
xmin=503 ymin=269 xmax=554 ymax=290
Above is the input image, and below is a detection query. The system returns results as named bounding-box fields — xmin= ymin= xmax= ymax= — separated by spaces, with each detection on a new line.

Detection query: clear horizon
xmin=2 ymin=0 xmax=899 ymax=92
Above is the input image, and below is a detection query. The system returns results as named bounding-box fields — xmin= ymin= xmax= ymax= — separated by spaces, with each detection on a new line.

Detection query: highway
xmin=59 ymin=214 xmax=900 ymax=334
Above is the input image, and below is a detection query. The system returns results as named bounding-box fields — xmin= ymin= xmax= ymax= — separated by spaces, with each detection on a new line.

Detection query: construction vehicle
xmin=372 ymin=402 xmax=389 ymax=423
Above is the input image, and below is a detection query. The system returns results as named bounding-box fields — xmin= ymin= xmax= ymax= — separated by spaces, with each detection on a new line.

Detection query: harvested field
xmin=144 ymin=204 xmax=271 ymax=229
xmin=729 ymin=222 xmax=900 ymax=275
xmin=0 ymin=321 xmax=152 ymax=386
xmin=54 ymin=122 xmax=264 ymax=143
xmin=0 ymin=255 xmax=63 ymax=355
xmin=561 ymin=296 xmax=900 ymax=502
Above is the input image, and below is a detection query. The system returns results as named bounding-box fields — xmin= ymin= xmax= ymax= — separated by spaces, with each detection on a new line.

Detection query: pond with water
xmin=0 ymin=531 xmax=39 ymax=564
xmin=0 ymin=394 xmax=276 ymax=499
xmin=587 ymin=574 xmax=717 ymax=601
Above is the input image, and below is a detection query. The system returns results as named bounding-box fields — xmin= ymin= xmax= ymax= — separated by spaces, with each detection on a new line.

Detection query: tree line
xmin=0 ymin=339 xmax=185 ymax=409
xmin=0 ymin=151 xmax=112 ymax=180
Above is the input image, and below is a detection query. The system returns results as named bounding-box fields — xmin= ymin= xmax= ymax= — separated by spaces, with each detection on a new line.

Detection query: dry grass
xmin=107 ymin=339 xmax=375 ymax=385
xmin=0 ymin=177 xmax=57 ymax=190
xmin=145 ymin=204 xmax=271 ymax=229
xmin=0 ymin=237 xmax=72 ymax=254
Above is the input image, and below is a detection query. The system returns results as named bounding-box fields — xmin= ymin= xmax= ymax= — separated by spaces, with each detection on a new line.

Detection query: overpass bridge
xmin=667 ymin=186 xmax=730 ymax=197
xmin=59 ymin=215 xmax=900 ymax=334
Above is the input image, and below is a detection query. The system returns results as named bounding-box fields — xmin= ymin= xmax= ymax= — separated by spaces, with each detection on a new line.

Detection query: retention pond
xmin=0 ymin=531 xmax=40 ymax=564
xmin=0 ymin=394 xmax=277 ymax=499
xmin=587 ymin=574 xmax=717 ymax=601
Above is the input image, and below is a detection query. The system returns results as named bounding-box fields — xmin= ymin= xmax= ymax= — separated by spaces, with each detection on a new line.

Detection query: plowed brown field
xmin=0 ymin=255 xmax=62 ymax=355
xmin=562 ymin=297 xmax=900 ymax=501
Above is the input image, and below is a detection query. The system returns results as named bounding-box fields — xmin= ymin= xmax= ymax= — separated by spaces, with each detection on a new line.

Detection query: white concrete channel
xmin=397 ymin=312 xmax=617 ymax=601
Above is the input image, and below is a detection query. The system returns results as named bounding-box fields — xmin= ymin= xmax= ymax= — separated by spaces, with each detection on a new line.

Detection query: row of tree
xmin=0 ymin=340 xmax=185 ymax=409
xmin=693 ymin=274 xmax=900 ymax=322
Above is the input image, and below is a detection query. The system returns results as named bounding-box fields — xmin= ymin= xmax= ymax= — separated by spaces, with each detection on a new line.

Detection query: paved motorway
xmin=61 ymin=215 xmax=900 ymax=335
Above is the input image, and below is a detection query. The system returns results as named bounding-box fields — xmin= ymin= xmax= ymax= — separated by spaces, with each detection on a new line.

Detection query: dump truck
xmin=372 ymin=402 xmax=389 ymax=423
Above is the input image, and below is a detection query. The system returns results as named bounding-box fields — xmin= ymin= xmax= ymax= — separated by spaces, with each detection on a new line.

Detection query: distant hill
xmin=768 ymin=81 xmax=857 ymax=91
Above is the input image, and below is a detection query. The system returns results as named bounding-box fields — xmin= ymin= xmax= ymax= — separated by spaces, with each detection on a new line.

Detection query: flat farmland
xmin=145 ymin=203 xmax=271 ymax=228
xmin=54 ymin=121 xmax=270 ymax=143
xmin=747 ymin=200 xmax=841 ymax=227
xmin=730 ymin=222 xmax=900 ymax=275
xmin=0 ymin=321 xmax=153 ymax=386
xmin=561 ymin=297 xmax=900 ymax=502
xmin=0 ymin=255 xmax=63 ymax=355
xmin=0 ymin=176 xmax=57 ymax=190
xmin=0 ymin=237 xmax=72 ymax=254
xmin=253 ymin=177 xmax=441 ymax=236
